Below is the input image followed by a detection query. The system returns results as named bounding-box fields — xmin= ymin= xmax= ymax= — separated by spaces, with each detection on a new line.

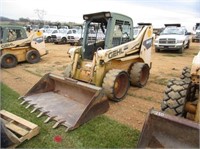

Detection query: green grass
xmin=1 ymin=83 xmax=140 ymax=148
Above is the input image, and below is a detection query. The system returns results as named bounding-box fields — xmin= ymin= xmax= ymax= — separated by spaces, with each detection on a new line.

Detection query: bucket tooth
xmin=52 ymin=120 xmax=65 ymax=129
xmin=65 ymin=128 xmax=69 ymax=132
xmin=20 ymin=100 xmax=27 ymax=105
xmin=44 ymin=116 xmax=56 ymax=123
xmin=18 ymin=96 xmax=24 ymax=100
xmin=37 ymin=111 xmax=48 ymax=118
xmin=31 ymin=107 xmax=40 ymax=113
xmin=26 ymin=104 xmax=34 ymax=109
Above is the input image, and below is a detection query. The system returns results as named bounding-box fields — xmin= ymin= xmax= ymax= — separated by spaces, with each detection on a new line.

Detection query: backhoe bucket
xmin=137 ymin=109 xmax=199 ymax=148
xmin=20 ymin=73 xmax=109 ymax=131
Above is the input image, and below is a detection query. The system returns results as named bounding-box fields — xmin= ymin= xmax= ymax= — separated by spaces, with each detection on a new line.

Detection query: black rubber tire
xmin=180 ymin=67 xmax=191 ymax=81
xmin=186 ymin=40 xmax=190 ymax=49
xmin=155 ymin=48 xmax=160 ymax=52
xmin=61 ymin=37 xmax=67 ymax=44
xmin=129 ymin=62 xmax=150 ymax=87
xmin=161 ymin=78 xmax=190 ymax=116
xmin=78 ymin=38 xmax=83 ymax=46
xmin=26 ymin=50 xmax=40 ymax=64
xmin=178 ymin=45 xmax=184 ymax=54
xmin=0 ymin=54 xmax=17 ymax=68
xmin=46 ymin=36 xmax=51 ymax=43
xmin=102 ymin=69 xmax=130 ymax=102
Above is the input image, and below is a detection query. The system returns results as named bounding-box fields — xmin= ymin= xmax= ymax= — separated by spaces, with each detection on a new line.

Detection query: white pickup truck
xmin=154 ymin=26 xmax=190 ymax=53
xmin=192 ymin=24 xmax=200 ymax=42
xmin=51 ymin=29 xmax=69 ymax=44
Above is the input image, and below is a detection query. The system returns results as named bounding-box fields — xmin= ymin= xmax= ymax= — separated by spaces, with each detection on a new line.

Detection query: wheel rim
xmin=140 ymin=65 xmax=149 ymax=86
xmin=30 ymin=54 xmax=36 ymax=60
xmin=114 ymin=72 xmax=129 ymax=99
xmin=6 ymin=57 xmax=13 ymax=64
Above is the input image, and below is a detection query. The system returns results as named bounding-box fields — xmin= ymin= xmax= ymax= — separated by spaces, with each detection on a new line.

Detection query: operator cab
xmin=0 ymin=26 xmax=27 ymax=44
xmin=82 ymin=11 xmax=133 ymax=60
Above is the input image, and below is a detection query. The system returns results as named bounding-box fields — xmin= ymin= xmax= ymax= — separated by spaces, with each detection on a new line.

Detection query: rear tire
xmin=0 ymin=54 xmax=17 ymax=68
xmin=130 ymin=62 xmax=150 ymax=87
xmin=102 ymin=69 xmax=130 ymax=102
xmin=161 ymin=78 xmax=189 ymax=116
xmin=26 ymin=50 xmax=40 ymax=64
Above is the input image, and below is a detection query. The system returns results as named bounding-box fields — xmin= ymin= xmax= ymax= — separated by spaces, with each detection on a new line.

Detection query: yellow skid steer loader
xmin=0 ymin=25 xmax=47 ymax=68
xmin=20 ymin=12 xmax=153 ymax=131
xmin=138 ymin=51 xmax=200 ymax=148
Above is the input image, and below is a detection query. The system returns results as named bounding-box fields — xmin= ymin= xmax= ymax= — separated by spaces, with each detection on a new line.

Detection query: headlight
xmin=177 ymin=40 xmax=183 ymax=43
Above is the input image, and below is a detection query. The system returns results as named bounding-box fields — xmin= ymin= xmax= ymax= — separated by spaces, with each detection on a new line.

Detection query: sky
xmin=1 ymin=0 xmax=200 ymax=31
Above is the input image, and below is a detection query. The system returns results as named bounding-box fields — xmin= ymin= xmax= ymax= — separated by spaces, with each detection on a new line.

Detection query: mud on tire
xmin=129 ymin=62 xmax=150 ymax=87
xmin=102 ymin=69 xmax=130 ymax=102
xmin=161 ymin=78 xmax=190 ymax=116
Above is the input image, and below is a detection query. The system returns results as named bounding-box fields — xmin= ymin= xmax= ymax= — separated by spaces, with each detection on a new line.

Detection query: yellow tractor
xmin=20 ymin=12 xmax=153 ymax=131
xmin=137 ymin=51 xmax=200 ymax=148
xmin=0 ymin=25 xmax=47 ymax=68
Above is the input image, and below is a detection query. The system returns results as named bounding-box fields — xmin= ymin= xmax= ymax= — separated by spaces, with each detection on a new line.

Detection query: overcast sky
xmin=1 ymin=0 xmax=200 ymax=31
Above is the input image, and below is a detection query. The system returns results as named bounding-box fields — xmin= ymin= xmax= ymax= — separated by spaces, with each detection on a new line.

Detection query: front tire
xmin=0 ymin=54 xmax=17 ymax=68
xmin=130 ymin=62 xmax=150 ymax=87
xmin=178 ymin=46 xmax=184 ymax=53
xmin=102 ymin=69 xmax=130 ymax=102
xmin=61 ymin=37 xmax=67 ymax=44
xmin=155 ymin=48 xmax=160 ymax=52
xmin=161 ymin=78 xmax=189 ymax=116
xmin=26 ymin=50 xmax=40 ymax=64
xmin=186 ymin=40 xmax=190 ymax=49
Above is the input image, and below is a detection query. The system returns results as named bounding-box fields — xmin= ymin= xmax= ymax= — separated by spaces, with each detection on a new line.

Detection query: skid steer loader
xmin=20 ymin=12 xmax=153 ymax=131
xmin=137 ymin=51 xmax=200 ymax=148
xmin=0 ymin=25 xmax=47 ymax=68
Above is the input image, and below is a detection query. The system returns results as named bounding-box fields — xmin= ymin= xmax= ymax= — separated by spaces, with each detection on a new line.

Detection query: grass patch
xmin=1 ymin=83 xmax=140 ymax=148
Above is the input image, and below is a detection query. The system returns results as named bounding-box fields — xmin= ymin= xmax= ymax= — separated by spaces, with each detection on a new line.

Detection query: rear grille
xmin=159 ymin=38 xmax=176 ymax=44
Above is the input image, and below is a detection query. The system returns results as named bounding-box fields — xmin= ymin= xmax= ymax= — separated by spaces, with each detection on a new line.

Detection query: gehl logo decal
xmin=1 ymin=43 xmax=15 ymax=49
xmin=108 ymin=45 xmax=128 ymax=59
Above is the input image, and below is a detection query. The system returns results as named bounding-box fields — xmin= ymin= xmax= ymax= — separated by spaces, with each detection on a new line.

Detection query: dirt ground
xmin=1 ymin=41 xmax=199 ymax=130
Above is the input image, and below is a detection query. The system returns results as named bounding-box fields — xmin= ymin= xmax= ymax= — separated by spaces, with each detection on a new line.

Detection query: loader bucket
xmin=137 ymin=109 xmax=199 ymax=148
xmin=20 ymin=73 xmax=109 ymax=131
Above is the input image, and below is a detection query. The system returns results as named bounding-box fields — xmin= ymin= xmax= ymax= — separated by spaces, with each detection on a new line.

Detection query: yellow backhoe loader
xmin=137 ymin=51 xmax=200 ymax=148
xmin=0 ymin=25 xmax=47 ymax=68
xmin=20 ymin=12 xmax=153 ymax=131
